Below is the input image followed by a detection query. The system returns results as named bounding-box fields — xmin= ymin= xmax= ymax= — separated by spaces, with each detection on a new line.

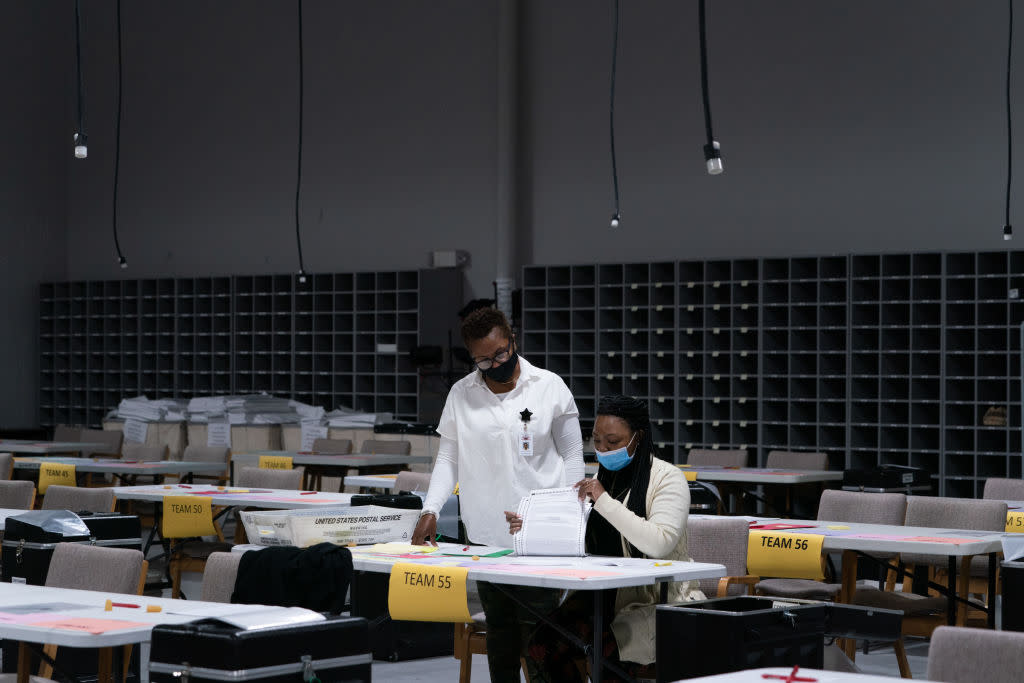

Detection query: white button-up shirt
xmin=421 ymin=356 xmax=585 ymax=546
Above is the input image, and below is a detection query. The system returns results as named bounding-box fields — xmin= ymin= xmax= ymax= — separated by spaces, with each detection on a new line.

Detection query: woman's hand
xmin=505 ymin=510 xmax=523 ymax=534
xmin=573 ymin=477 xmax=606 ymax=503
xmin=411 ymin=512 xmax=438 ymax=546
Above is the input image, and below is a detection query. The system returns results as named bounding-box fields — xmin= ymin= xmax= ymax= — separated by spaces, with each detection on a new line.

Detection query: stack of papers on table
xmin=513 ymin=487 xmax=592 ymax=557
xmin=115 ymin=396 xmax=188 ymax=422
xmin=325 ymin=407 xmax=393 ymax=428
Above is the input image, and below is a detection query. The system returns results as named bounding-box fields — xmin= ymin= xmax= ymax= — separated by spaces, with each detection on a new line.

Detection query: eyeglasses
xmin=473 ymin=340 xmax=513 ymax=370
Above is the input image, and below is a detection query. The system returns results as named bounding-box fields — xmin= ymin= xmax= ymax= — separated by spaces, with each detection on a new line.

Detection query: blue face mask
xmin=595 ymin=433 xmax=637 ymax=471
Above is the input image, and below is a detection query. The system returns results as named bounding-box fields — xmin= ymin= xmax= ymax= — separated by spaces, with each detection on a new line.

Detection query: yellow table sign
xmin=747 ymin=531 xmax=825 ymax=580
xmin=683 ymin=470 xmax=698 ymax=481
xmin=162 ymin=496 xmax=216 ymax=538
xmin=39 ymin=463 xmax=76 ymax=494
xmin=1007 ymin=511 xmax=1024 ymax=533
xmin=388 ymin=562 xmax=472 ymax=622
xmin=258 ymin=455 xmax=293 ymax=470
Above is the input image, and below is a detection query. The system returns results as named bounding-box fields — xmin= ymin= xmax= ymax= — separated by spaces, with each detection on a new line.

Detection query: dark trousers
xmin=477 ymin=581 xmax=562 ymax=683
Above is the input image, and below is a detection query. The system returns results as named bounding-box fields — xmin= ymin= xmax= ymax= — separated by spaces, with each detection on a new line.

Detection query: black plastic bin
xmin=656 ymin=597 xmax=826 ymax=682
xmin=1002 ymin=561 xmax=1024 ymax=631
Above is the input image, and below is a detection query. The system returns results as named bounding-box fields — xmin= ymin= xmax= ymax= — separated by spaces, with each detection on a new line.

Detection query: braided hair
xmin=595 ymin=394 xmax=654 ymax=557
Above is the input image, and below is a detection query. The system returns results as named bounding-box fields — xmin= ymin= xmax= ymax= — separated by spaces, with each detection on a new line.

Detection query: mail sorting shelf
xmin=40 ymin=269 xmax=442 ymax=429
xmin=943 ymin=251 xmax=1024 ymax=498
xmin=759 ymin=255 xmax=848 ymax=472
xmin=678 ymin=259 xmax=760 ymax=462
xmin=848 ymin=253 xmax=943 ymax=486
xmin=521 ymin=251 xmax=1024 ymax=495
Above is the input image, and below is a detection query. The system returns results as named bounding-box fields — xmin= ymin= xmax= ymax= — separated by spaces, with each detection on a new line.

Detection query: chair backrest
xmin=817 ymin=490 xmax=907 ymax=525
xmin=927 ymin=625 xmax=1024 ymax=683
xmin=902 ymin=497 xmax=1007 ymax=568
xmin=687 ymin=448 xmax=748 ymax=467
xmin=395 ymin=471 xmax=431 ymax=493
xmin=45 ymin=543 xmax=145 ymax=595
xmin=202 ymin=551 xmax=244 ymax=602
xmin=122 ymin=443 xmax=168 ymax=462
xmin=183 ymin=445 xmax=231 ymax=464
xmin=52 ymin=425 xmax=81 ymax=442
xmin=982 ymin=477 xmax=1024 ymax=501
xmin=765 ymin=450 xmax=828 ymax=470
xmin=311 ymin=438 xmax=353 ymax=454
xmin=687 ymin=516 xmax=751 ymax=596
xmin=0 ymin=480 xmax=36 ymax=509
xmin=0 ymin=453 xmax=12 ymax=480
xmin=359 ymin=439 xmax=412 ymax=455
xmin=236 ymin=466 xmax=304 ymax=490
xmin=79 ymin=428 xmax=124 ymax=457
xmin=42 ymin=485 xmax=117 ymax=513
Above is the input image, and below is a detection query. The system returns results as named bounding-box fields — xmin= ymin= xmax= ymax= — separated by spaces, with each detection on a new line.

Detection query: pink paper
xmin=27 ymin=617 xmax=149 ymax=634
xmin=903 ymin=536 xmax=979 ymax=544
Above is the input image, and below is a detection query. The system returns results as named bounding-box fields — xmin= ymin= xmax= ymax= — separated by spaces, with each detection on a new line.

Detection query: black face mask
xmin=482 ymin=350 xmax=519 ymax=383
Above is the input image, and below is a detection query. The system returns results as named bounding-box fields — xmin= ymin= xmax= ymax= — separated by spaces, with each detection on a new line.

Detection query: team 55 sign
xmin=387 ymin=563 xmax=472 ymax=622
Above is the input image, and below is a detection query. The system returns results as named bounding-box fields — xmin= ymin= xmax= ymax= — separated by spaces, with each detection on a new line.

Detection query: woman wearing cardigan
xmin=506 ymin=394 xmax=705 ymax=682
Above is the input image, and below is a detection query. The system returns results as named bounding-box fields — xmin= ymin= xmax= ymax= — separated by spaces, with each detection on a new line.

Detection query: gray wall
xmin=5 ymin=1 xmax=1021 ymax=427
xmin=525 ymin=0 xmax=1016 ymax=264
xmin=0 ymin=1 xmax=69 ymax=428
xmin=67 ymin=0 xmax=499 ymax=298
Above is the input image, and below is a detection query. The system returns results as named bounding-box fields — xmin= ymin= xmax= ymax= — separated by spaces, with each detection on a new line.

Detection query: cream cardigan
xmin=590 ymin=456 xmax=706 ymax=664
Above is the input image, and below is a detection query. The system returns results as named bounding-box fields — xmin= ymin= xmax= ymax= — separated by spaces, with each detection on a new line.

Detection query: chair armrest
xmin=717 ymin=575 xmax=761 ymax=597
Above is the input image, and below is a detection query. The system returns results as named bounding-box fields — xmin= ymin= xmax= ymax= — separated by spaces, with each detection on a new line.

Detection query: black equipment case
xmin=350 ymin=493 xmax=423 ymax=510
xmin=149 ymin=615 xmax=371 ymax=683
xmin=841 ymin=464 xmax=931 ymax=493
xmin=1 ymin=510 xmax=141 ymax=585
xmin=655 ymin=596 xmax=902 ymax=682
xmin=349 ymin=570 xmax=454 ymax=662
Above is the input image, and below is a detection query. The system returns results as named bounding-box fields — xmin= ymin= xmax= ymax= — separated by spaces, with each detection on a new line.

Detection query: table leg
xmin=839 ymin=550 xmax=858 ymax=659
xmin=140 ymin=641 xmax=151 ymax=683
xmin=988 ymin=552 xmax=998 ymax=629
xmin=592 ymin=591 xmax=604 ymax=683
xmin=98 ymin=646 xmax=113 ymax=683
xmin=16 ymin=642 xmax=31 ymax=683
xmin=946 ymin=556 xmax=957 ymax=626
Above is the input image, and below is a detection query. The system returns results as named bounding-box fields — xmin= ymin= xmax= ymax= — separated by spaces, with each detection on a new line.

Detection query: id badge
xmin=520 ymin=430 xmax=534 ymax=457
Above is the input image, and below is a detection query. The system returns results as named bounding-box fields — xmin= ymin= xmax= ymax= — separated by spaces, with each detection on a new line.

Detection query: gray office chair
xmin=395 ymin=471 xmax=431 ymax=493
xmin=310 ymin=438 xmax=353 ymax=454
xmin=359 ymin=439 xmax=412 ymax=455
xmin=78 ymin=429 xmax=123 ymax=457
xmin=687 ymin=516 xmax=758 ymax=597
xmin=765 ymin=450 xmax=829 ymax=470
xmin=52 ymin=425 xmax=81 ymax=442
xmin=927 ymin=626 xmax=1024 ymax=683
xmin=0 ymin=453 xmax=12 ymax=480
xmin=235 ymin=466 xmax=304 ymax=490
xmin=982 ymin=477 xmax=1024 ymax=501
xmin=757 ymin=490 xmax=907 ymax=600
xmin=201 ymin=552 xmax=244 ymax=603
xmin=686 ymin=448 xmax=748 ymax=467
xmin=41 ymin=485 xmax=116 ymax=513
xmin=0 ymin=480 xmax=37 ymax=509
xmin=122 ymin=443 xmax=168 ymax=462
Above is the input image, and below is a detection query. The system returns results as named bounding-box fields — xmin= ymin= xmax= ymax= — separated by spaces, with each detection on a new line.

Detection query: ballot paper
xmin=513 ymin=487 xmax=592 ymax=557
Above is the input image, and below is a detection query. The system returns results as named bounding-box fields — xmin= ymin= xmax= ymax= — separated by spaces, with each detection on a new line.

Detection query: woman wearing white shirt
xmin=412 ymin=307 xmax=585 ymax=683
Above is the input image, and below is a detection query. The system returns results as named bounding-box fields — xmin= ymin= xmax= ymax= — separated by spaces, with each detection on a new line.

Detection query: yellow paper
xmin=368 ymin=543 xmax=438 ymax=555
xmin=388 ymin=562 xmax=472 ymax=622
xmin=162 ymin=496 xmax=216 ymax=538
xmin=258 ymin=455 xmax=294 ymax=470
xmin=683 ymin=470 xmax=698 ymax=481
xmin=1006 ymin=511 xmax=1024 ymax=533
xmin=39 ymin=463 xmax=76 ymax=494
xmin=747 ymin=531 xmax=825 ymax=580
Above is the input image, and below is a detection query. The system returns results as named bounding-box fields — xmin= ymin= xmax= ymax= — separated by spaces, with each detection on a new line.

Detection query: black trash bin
xmin=1002 ymin=561 xmax=1024 ymax=631
xmin=656 ymin=596 xmax=826 ymax=682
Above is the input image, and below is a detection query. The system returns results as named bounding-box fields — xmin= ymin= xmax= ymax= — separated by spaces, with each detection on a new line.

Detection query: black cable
xmin=698 ymin=0 xmax=714 ymax=145
xmin=609 ymin=0 xmax=621 ymax=227
xmin=294 ymin=0 xmax=307 ymax=280
xmin=74 ymin=0 xmax=85 ymax=138
xmin=1006 ymin=0 xmax=1014 ymax=236
xmin=113 ymin=0 xmax=126 ymax=267
xmin=698 ymin=0 xmax=722 ymax=173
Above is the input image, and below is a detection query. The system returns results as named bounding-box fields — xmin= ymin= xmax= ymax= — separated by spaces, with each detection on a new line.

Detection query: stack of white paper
xmin=115 ymin=396 xmax=188 ymax=422
xmin=325 ymin=406 xmax=393 ymax=427
xmin=513 ymin=487 xmax=592 ymax=557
